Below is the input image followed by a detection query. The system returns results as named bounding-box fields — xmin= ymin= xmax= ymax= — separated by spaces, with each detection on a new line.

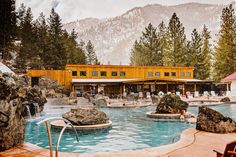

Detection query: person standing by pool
xmin=180 ymin=110 xmax=185 ymax=121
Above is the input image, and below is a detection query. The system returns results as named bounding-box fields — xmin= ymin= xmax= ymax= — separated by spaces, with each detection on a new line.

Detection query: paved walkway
xmin=0 ymin=128 xmax=235 ymax=157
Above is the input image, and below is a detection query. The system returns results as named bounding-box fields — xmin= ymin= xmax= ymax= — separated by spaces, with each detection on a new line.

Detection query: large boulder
xmin=62 ymin=108 xmax=109 ymax=125
xmin=155 ymin=94 xmax=188 ymax=114
xmin=196 ymin=106 xmax=236 ymax=133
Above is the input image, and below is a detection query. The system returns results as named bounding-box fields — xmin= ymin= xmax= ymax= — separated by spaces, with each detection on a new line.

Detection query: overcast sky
xmin=16 ymin=0 xmax=233 ymax=23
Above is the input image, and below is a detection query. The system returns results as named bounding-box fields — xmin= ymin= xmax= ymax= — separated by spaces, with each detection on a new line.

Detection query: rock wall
xmin=155 ymin=94 xmax=189 ymax=114
xmin=0 ymin=73 xmax=25 ymax=151
xmin=196 ymin=106 xmax=236 ymax=133
xmin=0 ymin=72 xmax=47 ymax=151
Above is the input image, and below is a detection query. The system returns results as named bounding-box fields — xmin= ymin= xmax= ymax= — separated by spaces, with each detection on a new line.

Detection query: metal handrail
xmin=36 ymin=117 xmax=79 ymax=157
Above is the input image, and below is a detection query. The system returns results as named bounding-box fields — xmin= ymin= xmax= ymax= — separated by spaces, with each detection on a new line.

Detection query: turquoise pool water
xmin=25 ymin=104 xmax=236 ymax=153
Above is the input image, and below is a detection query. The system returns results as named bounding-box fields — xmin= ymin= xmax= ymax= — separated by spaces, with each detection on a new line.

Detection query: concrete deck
xmin=1 ymin=128 xmax=235 ymax=157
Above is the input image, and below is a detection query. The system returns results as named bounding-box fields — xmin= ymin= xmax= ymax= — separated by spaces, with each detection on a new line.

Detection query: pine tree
xmin=214 ymin=4 xmax=236 ymax=81
xmin=0 ymin=0 xmax=16 ymax=60
xmin=166 ymin=13 xmax=187 ymax=66
xmin=130 ymin=40 xmax=143 ymax=65
xmin=158 ymin=21 xmax=168 ymax=66
xmin=35 ymin=13 xmax=48 ymax=69
xmin=15 ymin=7 xmax=34 ymax=70
xmin=16 ymin=3 xmax=26 ymax=37
xmin=64 ymin=29 xmax=87 ymax=64
xmin=46 ymin=8 xmax=66 ymax=70
xmin=201 ymin=25 xmax=212 ymax=80
xmin=86 ymin=40 xmax=98 ymax=65
xmin=189 ymin=29 xmax=204 ymax=79
xmin=130 ymin=23 xmax=163 ymax=66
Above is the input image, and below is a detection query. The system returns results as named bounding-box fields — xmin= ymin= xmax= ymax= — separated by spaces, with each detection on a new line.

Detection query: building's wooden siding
xmin=65 ymin=64 xmax=193 ymax=79
xmin=27 ymin=70 xmax=66 ymax=86
xmin=27 ymin=65 xmax=194 ymax=90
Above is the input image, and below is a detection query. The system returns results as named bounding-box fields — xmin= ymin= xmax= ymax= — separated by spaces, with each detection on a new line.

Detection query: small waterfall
xmin=25 ymin=105 xmax=32 ymax=119
xmin=33 ymin=103 xmax=40 ymax=116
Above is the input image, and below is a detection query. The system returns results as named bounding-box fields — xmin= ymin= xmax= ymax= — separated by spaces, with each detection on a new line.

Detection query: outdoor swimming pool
xmin=25 ymin=103 xmax=236 ymax=154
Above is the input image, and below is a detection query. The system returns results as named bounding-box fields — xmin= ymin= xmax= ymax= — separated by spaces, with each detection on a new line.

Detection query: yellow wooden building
xmin=27 ymin=64 xmax=211 ymax=97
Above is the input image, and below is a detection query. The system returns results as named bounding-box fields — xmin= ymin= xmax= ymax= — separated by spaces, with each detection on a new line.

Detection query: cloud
xmin=16 ymin=0 xmax=232 ymax=23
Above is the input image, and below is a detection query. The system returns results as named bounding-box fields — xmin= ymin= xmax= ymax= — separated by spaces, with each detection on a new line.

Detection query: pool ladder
xmin=36 ymin=117 xmax=79 ymax=157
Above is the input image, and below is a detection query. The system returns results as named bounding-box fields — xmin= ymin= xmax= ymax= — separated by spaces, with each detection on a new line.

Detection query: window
xmin=155 ymin=72 xmax=160 ymax=77
xmin=120 ymin=71 xmax=126 ymax=76
xmin=80 ymin=71 xmax=86 ymax=76
xmin=164 ymin=72 xmax=170 ymax=76
xmin=101 ymin=71 xmax=107 ymax=76
xmin=186 ymin=72 xmax=191 ymax=77
xmin=72 ymin=71 xmax=77 ymax=76
xmin=148 ymin=72 xmax=153 ymax=77
xmin=111 ymin=71 xmax=117 ymax=76
xmin=171 ymin=72 xmax=176 ymax=76
xmin=92 ymin=71 xmax=98 ymax=76
xmin=180 ymin=72 xmax=185 ymax=77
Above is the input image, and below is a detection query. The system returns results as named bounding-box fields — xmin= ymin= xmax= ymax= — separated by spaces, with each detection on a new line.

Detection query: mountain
xmin=63 ymin=2 xmax=230 ymax=65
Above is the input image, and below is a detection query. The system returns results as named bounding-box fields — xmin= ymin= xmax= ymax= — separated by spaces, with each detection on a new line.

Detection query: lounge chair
xmin=211 ymin=91 xmax=216 ymax=97
xmin=146 ymin=92 xmax=151 ymax=99
xmin=194 ymin=91 xmax=199 ymax=98
xmin=176 ymin=91 xmax=181 ymax=96
xmin=139 ymin=92 xmax=143 ymax=99
xmin=186 ymin=91 xmax=193 ymax=99
xmin=203 ymin=91 xmax=209 ymax=97
xmin=213 ymin=140 xmax=236 ymax=157
xmin=226 ymin=91 xmax=231 ymax=97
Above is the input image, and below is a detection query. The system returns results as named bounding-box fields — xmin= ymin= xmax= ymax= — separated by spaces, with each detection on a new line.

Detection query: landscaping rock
xmin=63 ymin=108 xmax=109 ymax=125
xmin=91 ymin=94 xmax=108 ymax=107
xmin=220 ymin=97 xmax=230 ymax=102
xmin=155 ymin=94 xmax=188 ymax=114
xmin=196 ymin=106 xmax=236 ymax=133
xmin=92 ymin=97 xmax=107 ymax=107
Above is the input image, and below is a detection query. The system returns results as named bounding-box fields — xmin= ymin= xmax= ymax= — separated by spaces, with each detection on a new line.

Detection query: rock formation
xmin=155 ymin=94 xmax=188 ymax=114
xmin=220 ymin=97 xmax=230 ymax=102
xmin=0 ymin=72 xmax=47 ymax=151
xmin=196 ymin=106 xmax=236 ymax=133
xmin=19 ymin=86 xmax=47 ymax=116
xmin=91 ymin=94 xmax=108 ymax=107
xmin=63 ymin=108 xmax=109 ymax=125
